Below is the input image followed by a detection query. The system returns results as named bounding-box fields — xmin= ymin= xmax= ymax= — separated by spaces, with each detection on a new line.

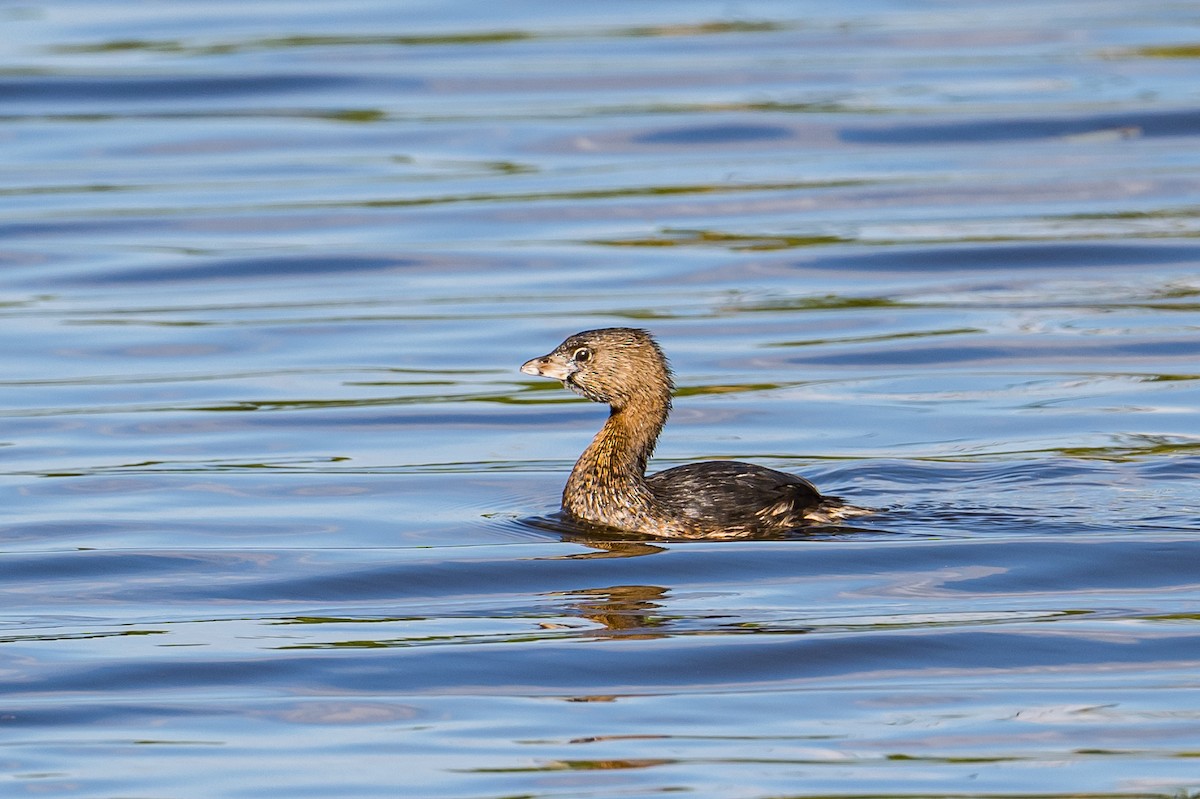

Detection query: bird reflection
xmin=558 ymin=538 xmax=668 ymax=558
xmin=523 ymin=513 xmax=671 ymax=557
xmin=550 ymin=584 xmax=670 ymax=638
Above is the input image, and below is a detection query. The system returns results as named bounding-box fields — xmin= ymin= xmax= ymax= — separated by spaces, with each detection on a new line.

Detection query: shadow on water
xmin=840 ymin=108 xmax=1200 ymax=145
xmin=802 ymin=241 xmax=1200 ymax=273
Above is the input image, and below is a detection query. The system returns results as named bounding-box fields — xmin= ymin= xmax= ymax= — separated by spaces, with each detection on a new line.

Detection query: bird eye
xmin=573 ymin=347 xmax=591 ymax=363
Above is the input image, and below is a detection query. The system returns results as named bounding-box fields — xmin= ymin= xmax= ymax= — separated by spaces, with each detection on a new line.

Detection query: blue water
xmin=2 ymin=2 xmax=1199 ymax=797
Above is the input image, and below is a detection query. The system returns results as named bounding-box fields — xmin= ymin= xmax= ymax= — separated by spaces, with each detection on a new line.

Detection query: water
xmin=2 ymin=1 xmax=1199 ymax=797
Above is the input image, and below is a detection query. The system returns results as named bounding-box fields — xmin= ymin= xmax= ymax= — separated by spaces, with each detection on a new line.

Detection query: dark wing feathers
xmin=645 ymin=460 xmax=822 ymax=524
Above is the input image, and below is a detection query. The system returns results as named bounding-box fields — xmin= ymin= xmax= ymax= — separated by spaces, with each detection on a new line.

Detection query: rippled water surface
xmin=3 ymin=2 xmax=1200 ymax=797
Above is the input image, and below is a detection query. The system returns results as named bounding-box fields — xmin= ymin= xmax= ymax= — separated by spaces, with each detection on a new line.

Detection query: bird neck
xmin=569 ymin=390 xmax=670 ymax=490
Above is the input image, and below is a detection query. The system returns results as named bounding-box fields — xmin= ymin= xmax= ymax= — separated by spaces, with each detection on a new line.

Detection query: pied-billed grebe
xmin=521 ymin=328 xmax=860 ymax=538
